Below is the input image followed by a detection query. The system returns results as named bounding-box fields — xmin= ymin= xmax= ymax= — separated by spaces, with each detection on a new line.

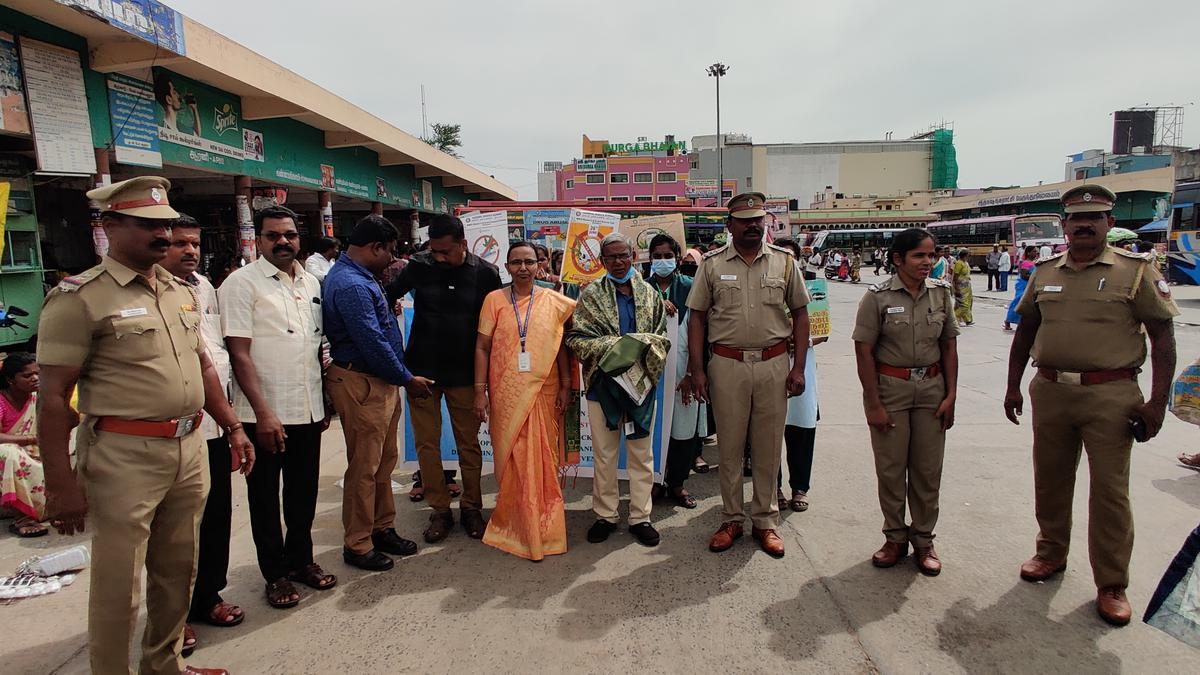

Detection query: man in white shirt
xmin=1039 ymin=244 xmax=1053 ymax=259
xmin=220 ymin=205 xmax=334 ymax=610
xmin=161 ymin=216 xmax=245 ymax=645
xmin=304 ymin=237 xmax=339 ymax=282
xmin=998 ymin=246 xmax=1012 ymax=292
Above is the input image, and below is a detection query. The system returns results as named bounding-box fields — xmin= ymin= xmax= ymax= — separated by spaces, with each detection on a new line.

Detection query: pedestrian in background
xmin=850 ymin=247 xmax=863 ymax=283
xmin=305 ymin=236 xmax=339 ymax=283
xmin=986 ymin=244 xmax=1001 ymax=291
xmin=1004 ymin=246 xmax=1039 ymax=331
xmin=953 ymin=249 xmax=974 ymax=326
xmin=998 ymin=245 xmax=1012 ymax=292
xmin=1005 ymin=184 xmax=1178 ymax=627
xmin=873 ymin=246 xmax=885 ymax=275
xmin=325 ymin=215 xmax=433 ymax=572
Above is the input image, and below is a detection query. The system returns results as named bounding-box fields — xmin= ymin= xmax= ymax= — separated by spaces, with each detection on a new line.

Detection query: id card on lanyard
xmin=511 ymin=286 xmax=535 ymax=372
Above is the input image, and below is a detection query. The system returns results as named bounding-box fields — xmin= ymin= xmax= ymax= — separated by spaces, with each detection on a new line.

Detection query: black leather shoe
xmin=342 ymin=547 xmax=394 ymax=571
xmin=461 ymin=510 xmax=487 ymax=539
xmin=587 ymin=519 xmax=618 ymax=543
xmin=372 ymin=528 xmax=418 ymax=556
xmin=630 ymin=522 xmax=660 ymax=547
xmin=424 ymin=512 xmax=454 ymax=544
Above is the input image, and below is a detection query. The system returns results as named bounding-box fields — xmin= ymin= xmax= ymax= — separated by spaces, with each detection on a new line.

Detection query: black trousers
xmin=244 ymin=422 xmax=323 ymax=583
xmin=776 ymin=425 xmax=816 ymax=493
xmin=664 ymin=436 xmax=701 ymax=488
xmin=190 ymin=436 xmax=231 ymax=618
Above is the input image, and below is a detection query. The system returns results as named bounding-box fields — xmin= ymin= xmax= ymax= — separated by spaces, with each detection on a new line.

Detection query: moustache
xmin=744 ymin=228 xmax=762 ymax=235
xmin=1074 ymin=228 xmax=1097 ymax=236
xmin=181 ymin=255 xmax=198 ymax=262
xmin=273 ymin=246 xmax=294 ymax=254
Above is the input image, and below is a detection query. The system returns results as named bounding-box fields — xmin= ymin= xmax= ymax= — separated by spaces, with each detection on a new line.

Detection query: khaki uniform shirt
xmin=852 ymin=276 xmax=959 ymax=367
xmin=1015 ymin=245 xmax=1179 ymax=371
xmin=687 ymin=243 xmax=810 ymax=349
xmin=37 ymin=256 xmax=206 ymax=420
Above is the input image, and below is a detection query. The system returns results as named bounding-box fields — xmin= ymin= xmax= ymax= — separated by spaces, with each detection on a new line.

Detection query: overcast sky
xmin=171 ymin=0 xmax=1199 ymax=200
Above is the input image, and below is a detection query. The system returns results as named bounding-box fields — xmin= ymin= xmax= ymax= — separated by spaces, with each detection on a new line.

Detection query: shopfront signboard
xmin=55 ymin=0 xmax=186 ymax=55
xmin=19 ymin=37 xmax=95 ymax=175
xmin=153 ymin=67 xmax=245 ymax=171
xmin=576 ymin=158 xmax=607 ymax=172
xmin=106 ymin=73 xmax=161 ymax=168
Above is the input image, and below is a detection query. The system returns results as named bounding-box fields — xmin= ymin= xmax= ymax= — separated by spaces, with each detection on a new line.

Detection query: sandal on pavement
xmin=1179 ymin=453 xmax=1200 ymax=471
xmin=8 ymin=516 xmax=48 ymax=538
xmin=288 ymin=563 xmax=337 ymax=591
xmin=789 ymin=491 xmax=809 ymax=512
xmin=202 ymin=601 xmax=244 ymax=628
xmin=265 ymin=578 xmax=301 ymax=609
xmin=447 ymin=481 xmax=462 ymax=499
xmin=777 ymin=489 xmax=788 ymax=513
xmin=670 ymin=488 xmax=697 ymax=509
xmin=693 ymin=457 xmax=710 ymax=474
xmin=182 ymin=623 xmax=197 ymax=657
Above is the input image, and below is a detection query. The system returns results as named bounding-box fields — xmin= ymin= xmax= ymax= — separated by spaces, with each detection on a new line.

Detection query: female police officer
xmin=852 ymin=228 xmax=959 ymax=576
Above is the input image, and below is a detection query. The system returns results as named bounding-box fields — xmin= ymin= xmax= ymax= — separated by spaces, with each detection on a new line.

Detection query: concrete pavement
xmin=3 ymin=272 xmax=1199 ymax=673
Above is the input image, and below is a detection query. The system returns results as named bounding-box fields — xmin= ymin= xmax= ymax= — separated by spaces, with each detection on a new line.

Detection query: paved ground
xmin=4 ymin=271 xmax=1200 ymax=674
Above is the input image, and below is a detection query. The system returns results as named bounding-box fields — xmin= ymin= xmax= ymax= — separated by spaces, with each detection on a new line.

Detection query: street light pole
xmin=707 ymin=62 xmax=729 ymax=207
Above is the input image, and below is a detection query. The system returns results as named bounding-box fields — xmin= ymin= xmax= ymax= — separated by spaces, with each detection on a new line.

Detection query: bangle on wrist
xmin=225 ymin=422 xmax=243 ymax=433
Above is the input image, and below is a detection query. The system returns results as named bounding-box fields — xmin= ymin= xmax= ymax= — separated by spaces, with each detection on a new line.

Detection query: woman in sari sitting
xmin=474 ymin=241 xmax=576 ymax=561
xmin=0 ymin=352 xmax=47 ymax=537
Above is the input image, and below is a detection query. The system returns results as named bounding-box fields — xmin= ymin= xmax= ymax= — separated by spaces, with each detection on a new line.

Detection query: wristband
xmin=226 ymin=422 xmax=244 ymax=433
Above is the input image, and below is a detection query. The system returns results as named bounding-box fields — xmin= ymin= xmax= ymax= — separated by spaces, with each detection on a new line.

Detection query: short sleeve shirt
xmin=852 ymin=276 xmax=959 ymax=367
xmin=1015 ymin=246 xmax=1179 ymax=371
xmin=687 ymin=243 xmax=810 ymax=349
xmin=37 ymin=257 xmax=206 ymax=420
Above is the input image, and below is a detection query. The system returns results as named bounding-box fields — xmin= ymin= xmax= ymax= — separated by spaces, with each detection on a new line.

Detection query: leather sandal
xmin=789 ymin=491 xmax=809 ymax=512
xmin=201 ymin=601 xmax=244 ymax=627
xmin=182 ymin=623 xmax=197 ymax=657
xmin=289 ymin=563 xmax=337 ymax=591
xmin=265 ymin=578 xmax=301 ymax=609
xmin=670 ymin=488 xmax=697 ymax=509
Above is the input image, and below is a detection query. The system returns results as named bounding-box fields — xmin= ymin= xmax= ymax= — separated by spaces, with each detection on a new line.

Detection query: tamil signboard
xmin=19 ymin=38 xmax=95 ymax=175
xmin=55 ymin=0 xmax=186 ymax=55
xmin=106 ymin=73 xmax=161 ymax=168
xmin=576 ymin=158 xmax=607 ymax=172
xmin=685 ymin=179 xmax=718 ymax=199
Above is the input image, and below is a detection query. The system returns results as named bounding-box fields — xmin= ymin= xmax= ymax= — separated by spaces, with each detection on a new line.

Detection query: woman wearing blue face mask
xmin=646 ymin=235 xmax=708 ymax=508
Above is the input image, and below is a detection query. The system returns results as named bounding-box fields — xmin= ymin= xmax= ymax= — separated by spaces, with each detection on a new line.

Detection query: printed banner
xmin=561 ymin=208 xmax=620 ymax=284
xmin=153 ymin=67 xmax=244 ymax=171
xmin=766 ymin=200 xmax=790 ymax=239
xmin=620 ymin=213 xmax=686 ymax=263
xmin=0 ymin=181 xmax=9 ymax=259
xmin=106 ymin=73 xmax=161 ymax=168
xmin=19 ymin=38 xmax=96 ymax=175
xmin=461 ymin=210 xmax=510 ymax=282
xmin=242 ymin=128 xmax=265 ymax=162
xmin=0 ymin=32 xmax=30 ymax=137
xmin=805 ymin=278 xmax=831 ymax=338
xmin=55 ymin=0 xmax=186 ymax=55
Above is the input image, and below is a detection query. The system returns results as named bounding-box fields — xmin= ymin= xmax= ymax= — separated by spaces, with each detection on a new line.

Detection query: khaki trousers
xmin=709 ymin=352 xmax=789 ymax=530
xmin=77 ymin=422 xmax=208 ymax=675
xmin=1029 ymin=373 xmax=1141 ymax=588
xmin=326 ymin=365 xmax=403 ymax=554
xmin=587 ymin=399 xmax=656 ymax=525
xmin=409 ymin=385 xmax=483 ymax=513
xmin=868 ymin=373 xmax=947 ymax=547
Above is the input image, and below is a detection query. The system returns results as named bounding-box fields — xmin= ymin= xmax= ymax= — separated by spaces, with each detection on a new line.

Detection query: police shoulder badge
xmin=1156 ymin=278 xmax=1172 ymax=298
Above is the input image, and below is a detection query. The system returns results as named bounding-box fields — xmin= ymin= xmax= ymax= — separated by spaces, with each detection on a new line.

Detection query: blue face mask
xmin=606 ymin=267 xmax=636 ymax=284
xmin=650 ymin=258 xmax=677 ymax=278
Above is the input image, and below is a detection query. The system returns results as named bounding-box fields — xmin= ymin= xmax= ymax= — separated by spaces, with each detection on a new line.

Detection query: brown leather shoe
xmin=709 ymin=521 xmax=744 ymax=552
xmin=752 ymin=527 xmax=785 ymax=558
xmin=1096 ymin=586 xmax=1132 ymax=626
xmin=184 ymin=668 xmax=230 ymax=675
xmin=914 ymin=545 xmax=941 ymax=576
xmin=1019 ymin=555 xmax=1066 ymax=582
xmin=871 ymin=541 xmax=908 ymax=568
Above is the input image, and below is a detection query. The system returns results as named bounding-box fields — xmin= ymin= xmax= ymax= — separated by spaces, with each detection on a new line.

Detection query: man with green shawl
xmin=565 ymin=233 xmax=669 ymax=547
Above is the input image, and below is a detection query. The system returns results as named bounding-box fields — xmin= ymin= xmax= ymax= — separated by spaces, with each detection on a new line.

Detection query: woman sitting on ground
xmin=0 ymin=353 xmax=47 ymax=537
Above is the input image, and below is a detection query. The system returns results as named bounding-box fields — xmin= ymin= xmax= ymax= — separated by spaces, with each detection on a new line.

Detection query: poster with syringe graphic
xmin=461 ymin=209 xmax=510 ymax=282
xmin=561 ymin=208 xmax=620 ymax=284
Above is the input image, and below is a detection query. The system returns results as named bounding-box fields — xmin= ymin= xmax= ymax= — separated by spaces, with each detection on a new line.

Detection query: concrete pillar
xmin=319 ymin=191 xmax=334 ymax=236
xmin=235 ymin=175 xmax=255 ymax=263
xmin=371 ymin=201 xmax=384 ymax=216
xmin=89 ymin=149 xmax=111 ymax=260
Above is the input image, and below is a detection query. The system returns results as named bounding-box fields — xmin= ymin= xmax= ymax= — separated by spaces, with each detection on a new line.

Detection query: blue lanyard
xmin=510 ymin=286 xmax=535 ymax=352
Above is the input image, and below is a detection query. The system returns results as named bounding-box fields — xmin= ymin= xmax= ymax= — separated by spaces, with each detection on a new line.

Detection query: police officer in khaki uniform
xmin=684 ymin=192 xmax=810 ymax=558
xmin=852 ymin=228 xmax=959 ymax=576
xmin=1005 ymin=184 xmax=1178 ymax=626
xmin=37 ymin=177 xmax=255 ymax=675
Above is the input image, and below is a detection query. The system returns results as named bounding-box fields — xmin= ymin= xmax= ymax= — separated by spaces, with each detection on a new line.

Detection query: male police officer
xmin=685 ymin=192 xmax=810 ymax=558
xmin=1004 ymin=184 xmax=1177 ymax=626
xmin=38 ymin=176 xmax=254 ymax=675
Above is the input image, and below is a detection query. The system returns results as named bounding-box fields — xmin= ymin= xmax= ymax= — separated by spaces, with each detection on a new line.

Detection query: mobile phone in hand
xmin=1129 ymin=416 xmax=1149 ymax=443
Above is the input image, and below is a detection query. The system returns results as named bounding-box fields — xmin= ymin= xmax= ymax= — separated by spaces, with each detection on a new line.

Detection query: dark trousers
xmin=244 ymin=422 xmax=323 ymax=582
xmin=986 ymin=269 xmax=998 ymax=290
xmin=776 ymin=425 xmax=816 ymax=493
xmin=664 ymin=436 xmax=701 ymax=488
xmin=190 ymin=436 xmax=232 ymax=618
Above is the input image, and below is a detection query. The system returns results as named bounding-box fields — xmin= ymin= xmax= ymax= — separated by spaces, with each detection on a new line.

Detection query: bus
xmin=926 ymin=214 xmax=1064 ymax=271
xmin=1167 ymin=182 xmax=1200 ymax=285
xmin=810 ymin=229 xmax=904 ymax=265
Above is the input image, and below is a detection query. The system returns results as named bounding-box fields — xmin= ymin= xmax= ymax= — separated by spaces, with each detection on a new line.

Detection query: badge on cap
xmin=151 ymin=187 xmax=162 ymax=203
xmin=1156 ymin=279 xmax=1171 ymax=298
xmin=1082 ymin=193 xmax=1092 ymax=202
xmin=746 ymin=198 xmax=755 ymax=206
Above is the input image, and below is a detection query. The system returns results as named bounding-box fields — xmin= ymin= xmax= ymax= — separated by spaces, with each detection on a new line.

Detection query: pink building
xmin=556 ymin=134 xmax=692 ymax=203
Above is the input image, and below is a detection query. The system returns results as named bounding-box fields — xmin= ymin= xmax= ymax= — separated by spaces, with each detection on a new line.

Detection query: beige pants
xmin=409 ymin=385 xmax=484 ymax=513
xmin=587 ymin=400 xmax=655 ymax=525
xmin=868 ymin=372 xmax=947 ymax=548
xmin=709 ymin=352 xmax=789 ymax=530
xmin=1030 ymin=373 xmax=1142 ymax=588
xmin=326 ymin=365 xmax=403 ymax=554
xmin=77 ymin=422 xmax=208 ymax=675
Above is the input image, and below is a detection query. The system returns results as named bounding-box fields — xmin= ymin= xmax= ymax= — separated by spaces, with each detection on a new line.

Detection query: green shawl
xmin=565 ymin=275 xmax=669 ymax=393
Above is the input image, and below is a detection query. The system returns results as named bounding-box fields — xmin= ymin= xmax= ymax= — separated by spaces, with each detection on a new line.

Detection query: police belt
xmin=95 ymin=411 xmax=203 ymax=439
xmin=711 ymin=340 xmax=790 ymax=363
xmin=1037 ymin=367 xmax=1137 ymax=386
xmin=877 ymin=363 xmax=941 ymax=381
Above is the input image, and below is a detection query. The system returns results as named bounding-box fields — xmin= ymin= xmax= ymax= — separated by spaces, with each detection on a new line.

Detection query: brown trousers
xmin=1029 ymin=373 xmax=1141 ymax=589
xmin=77 ymin=421 xmax=208 ymax=675
xmin=409 ymin=385 xmax=483 ymax=513
xmin=868 ymin=372 xmax=946 ymax=548
xmin=326 ymin=365 xmax=403 ymax=554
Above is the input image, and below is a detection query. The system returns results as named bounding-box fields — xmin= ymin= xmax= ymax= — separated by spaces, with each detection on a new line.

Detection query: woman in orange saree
xmin=474 ymin=242 xmax=576 ymax=560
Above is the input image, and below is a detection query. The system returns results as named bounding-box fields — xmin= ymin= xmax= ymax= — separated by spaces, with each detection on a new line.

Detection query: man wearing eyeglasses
xmin=219 ymin=205 xmax=336 ymax=609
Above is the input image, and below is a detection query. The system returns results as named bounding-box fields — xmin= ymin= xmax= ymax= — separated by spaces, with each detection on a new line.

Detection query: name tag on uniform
xmin=120 ymin=307 xmax=149 ymax=318
xmin=1043 ymin=285 xmax=1063 ymax=293
xmin=624 ymin=421 xmax=636 ymax=436
xmin=886 ymin=306 xmax=905 ymax=314
xmin=720 ymin=274 xmax=737 ymax=281
xmin=518 ymin=352 xmax=532 ymax=372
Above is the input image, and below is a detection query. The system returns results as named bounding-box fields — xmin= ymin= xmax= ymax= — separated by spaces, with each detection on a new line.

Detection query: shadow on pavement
xmin=1151 ymin=473 xmax=1200 ymax=509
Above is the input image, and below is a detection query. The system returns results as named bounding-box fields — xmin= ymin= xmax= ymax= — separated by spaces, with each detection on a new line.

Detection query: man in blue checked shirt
xmin=323 ymin=214 xmax=434 ymax=572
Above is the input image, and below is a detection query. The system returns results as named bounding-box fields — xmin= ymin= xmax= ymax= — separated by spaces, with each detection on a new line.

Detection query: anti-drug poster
xmin=561 ymin=208 xmax=620 ymax=284
xmin=620 ymin=213 xmax=686 ymax=263
xmin=396 ymin=309 xmax=679 ymax=482
xmin=805 ymin=278 xmax=831 ymax=338
xmin=460 ymin=210 xmax=510 ymax=282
